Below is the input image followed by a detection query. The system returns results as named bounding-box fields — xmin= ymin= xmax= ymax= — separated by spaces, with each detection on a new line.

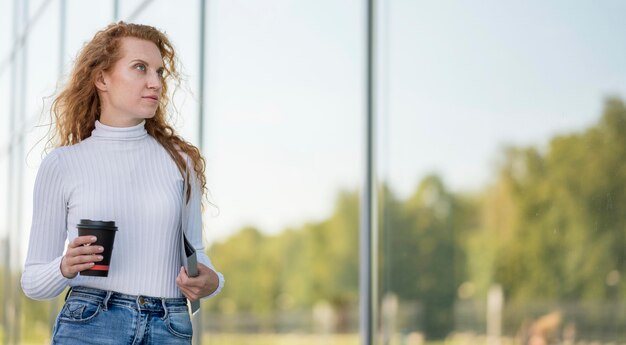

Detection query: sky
xmin=1 ymin=0 xmax=626 ymax=264
xmin=380 ymin=0 xmax=626 ymax=195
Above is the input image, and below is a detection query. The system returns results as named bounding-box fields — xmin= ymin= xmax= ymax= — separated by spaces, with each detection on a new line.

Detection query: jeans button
xmin=139 ymin=296 xmax=145 ymax=305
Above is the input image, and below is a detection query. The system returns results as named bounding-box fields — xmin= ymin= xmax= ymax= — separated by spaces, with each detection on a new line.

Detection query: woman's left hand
xmin=176 ymin=263 xmax=219 ymax=301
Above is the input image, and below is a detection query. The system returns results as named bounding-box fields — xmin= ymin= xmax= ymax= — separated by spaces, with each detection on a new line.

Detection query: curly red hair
xmin=47 ymin=21 xmax=206 ymax=204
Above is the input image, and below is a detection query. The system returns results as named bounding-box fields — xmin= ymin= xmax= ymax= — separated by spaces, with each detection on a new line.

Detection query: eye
xmin=134 ymin=63 xmax=146 ymax=72
xmin=157 ymin=68 xmax=165 ymax=77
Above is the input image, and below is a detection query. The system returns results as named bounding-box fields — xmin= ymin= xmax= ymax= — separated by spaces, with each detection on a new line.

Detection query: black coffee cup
xmin=77 ymin=219 xmax=118 ymax=277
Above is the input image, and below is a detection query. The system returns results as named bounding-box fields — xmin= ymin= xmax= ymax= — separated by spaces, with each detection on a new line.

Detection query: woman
xmin=21 ymin=22 xmax=224 ymax=344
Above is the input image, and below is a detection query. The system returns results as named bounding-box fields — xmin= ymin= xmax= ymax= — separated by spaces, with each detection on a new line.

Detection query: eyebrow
xmin=129 ymin=59 xmax=164 ymax=69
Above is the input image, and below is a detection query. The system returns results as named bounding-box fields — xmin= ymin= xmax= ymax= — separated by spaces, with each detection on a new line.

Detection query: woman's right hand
xmin=60 ymin=236 xmax=104 ymax=279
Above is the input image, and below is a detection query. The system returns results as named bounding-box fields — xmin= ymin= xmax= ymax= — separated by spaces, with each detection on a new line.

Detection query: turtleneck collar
xmin=91 ymin=120 xmax=148 ymax=140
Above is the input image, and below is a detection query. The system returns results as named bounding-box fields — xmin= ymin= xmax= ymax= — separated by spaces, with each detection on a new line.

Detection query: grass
xmin=202 ymin=333 xmax=360 ymax=345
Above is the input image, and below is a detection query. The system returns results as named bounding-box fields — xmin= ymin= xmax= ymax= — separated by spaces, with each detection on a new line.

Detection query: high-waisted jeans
xmin=51 ymin=286 xmax=192 ymax=345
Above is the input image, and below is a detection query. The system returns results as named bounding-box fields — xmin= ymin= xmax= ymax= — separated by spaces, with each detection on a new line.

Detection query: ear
xmin=94 ymin=71 xmax=108 ymax=92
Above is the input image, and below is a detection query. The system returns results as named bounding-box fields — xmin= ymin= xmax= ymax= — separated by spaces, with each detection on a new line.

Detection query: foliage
xmin=8 ymin=97 xmax=626 ymax=340
xmin=206 ymin=97 xmax=626 ymax=339
xmin=488 ymin=97 xmax=626 ymax=303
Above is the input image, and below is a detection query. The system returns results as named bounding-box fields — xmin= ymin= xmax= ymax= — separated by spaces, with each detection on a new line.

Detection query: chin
xmin=140 ymin=113 xmax=158 ymax=119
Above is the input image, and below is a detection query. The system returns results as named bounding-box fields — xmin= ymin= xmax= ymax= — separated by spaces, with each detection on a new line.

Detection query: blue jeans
xmin=51 ymin=286 xmax=192 ymax=345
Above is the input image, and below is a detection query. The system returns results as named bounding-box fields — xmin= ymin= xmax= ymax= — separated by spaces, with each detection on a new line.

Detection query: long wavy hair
xmin=48 ymin=21 xmax=205 ymax=204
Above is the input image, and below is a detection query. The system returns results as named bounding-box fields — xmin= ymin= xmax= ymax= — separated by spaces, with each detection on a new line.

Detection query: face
xmin=96 ymin=37 xmax=164 ymax=127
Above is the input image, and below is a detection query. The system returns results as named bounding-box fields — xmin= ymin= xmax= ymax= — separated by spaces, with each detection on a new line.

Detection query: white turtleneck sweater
xmin=21 ymin=120 xmax=224 ymax=300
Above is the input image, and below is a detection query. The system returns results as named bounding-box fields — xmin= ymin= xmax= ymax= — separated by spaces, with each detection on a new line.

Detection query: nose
xmin=147 ymin=70 xmax=162 ymax=90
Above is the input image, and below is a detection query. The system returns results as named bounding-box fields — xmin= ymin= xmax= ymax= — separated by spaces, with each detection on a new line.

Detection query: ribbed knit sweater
xmin=21 ymin=120 xmax=224 ymax=300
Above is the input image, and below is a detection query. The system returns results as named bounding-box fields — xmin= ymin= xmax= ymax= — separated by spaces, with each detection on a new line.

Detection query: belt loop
xmin=161 ymin=298 xmax=169 ymax=319
xmin=64 ymin=287 xmax=73 ymax=301
xmin=102 ymin=290 xmax=113 ymax=311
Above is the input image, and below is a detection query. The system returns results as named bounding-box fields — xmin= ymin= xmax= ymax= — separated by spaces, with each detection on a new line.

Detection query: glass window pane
xmin=378 ymin=1 xmax=626 ymax=343
xmin=3 ymin=2 xmax=363 ymax=343
xmin=202 ymin=1 xmax=363 ymax=342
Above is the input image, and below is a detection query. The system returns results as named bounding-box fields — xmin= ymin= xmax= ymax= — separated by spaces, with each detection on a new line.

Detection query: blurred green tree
xmin=488 ymin=97 xmax=626 ymax=303
xmin=203 ymin=97 xmax=626 ymax=339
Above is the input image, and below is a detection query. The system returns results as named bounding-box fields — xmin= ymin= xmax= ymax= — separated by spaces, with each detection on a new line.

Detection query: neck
xmin=91 ymin=119 xmax=148 ymax=141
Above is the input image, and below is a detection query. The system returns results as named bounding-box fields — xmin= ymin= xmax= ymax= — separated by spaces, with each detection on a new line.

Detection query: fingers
xmin=176 ymin=267 xmax=202 ymax=288
xmin=60 ymin=236 xmax=104 ymax=279
xmin=176 ymin=266 xmax=218 ymax=301
xmin=69 ymin=235 xmax=98 ymax=248
xmin=178 ymin=285 xmax=198 ymax=301
xmin=176 ymin=267 xmax=202 ymax=301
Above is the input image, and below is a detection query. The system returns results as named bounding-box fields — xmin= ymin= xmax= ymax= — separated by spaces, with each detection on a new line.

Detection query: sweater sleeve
xmin=21 ymin=149 xmax=71 ymax=300
xmin=185 ymin=156 xmax=225 ymax=299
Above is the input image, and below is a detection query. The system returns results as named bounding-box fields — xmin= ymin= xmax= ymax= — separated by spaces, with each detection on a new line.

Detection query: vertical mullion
xmin=361 ymin=0 xmax=378 ymax=344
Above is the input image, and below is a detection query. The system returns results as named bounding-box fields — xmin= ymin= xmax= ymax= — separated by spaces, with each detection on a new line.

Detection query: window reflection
xmin=378 ymin=1 xmax=626 ymax=344
xmin=2 ymin=1 xmax=626 ymax=344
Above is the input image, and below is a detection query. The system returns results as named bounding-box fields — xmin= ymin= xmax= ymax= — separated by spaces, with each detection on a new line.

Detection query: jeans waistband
xmin=67 ymin=286 xmax=189 ymax=313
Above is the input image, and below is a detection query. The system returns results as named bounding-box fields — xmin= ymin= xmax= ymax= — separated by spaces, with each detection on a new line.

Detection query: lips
xmin=142 ymin=95 xmax=159 ymax=102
